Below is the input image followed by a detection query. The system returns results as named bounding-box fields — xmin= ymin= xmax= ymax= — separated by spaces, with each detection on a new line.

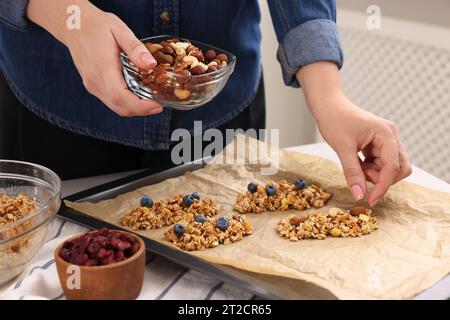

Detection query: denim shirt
xmin=0 ymin=0 xmax=343 ymax=150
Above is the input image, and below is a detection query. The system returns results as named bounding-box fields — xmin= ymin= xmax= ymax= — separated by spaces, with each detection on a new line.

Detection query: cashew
xmin=183 ymin=55 xmax=199 ymax=68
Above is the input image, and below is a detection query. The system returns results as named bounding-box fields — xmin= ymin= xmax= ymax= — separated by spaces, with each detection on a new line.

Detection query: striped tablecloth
xmin=0 ymin=217 xmax=255 ymax=300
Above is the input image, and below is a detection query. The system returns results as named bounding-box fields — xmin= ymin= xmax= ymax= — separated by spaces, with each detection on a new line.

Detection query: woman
xmin=0 ymin=0 xmax=411 ymax=206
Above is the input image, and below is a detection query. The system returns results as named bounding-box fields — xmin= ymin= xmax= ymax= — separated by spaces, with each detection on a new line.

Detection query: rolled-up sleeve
xmin=267 ymin=0 xmax=344 ymax=87
xmin=0 ymin=0 xmax=30 ymax=30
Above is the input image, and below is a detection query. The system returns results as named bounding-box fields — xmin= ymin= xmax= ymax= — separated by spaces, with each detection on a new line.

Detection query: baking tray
xmin=58 ymin=161 xmax=450 ymax=300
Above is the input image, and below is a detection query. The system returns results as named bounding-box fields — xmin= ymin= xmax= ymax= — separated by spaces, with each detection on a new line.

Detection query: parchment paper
xmin=65 ymin=135 xmax=450 ymax=299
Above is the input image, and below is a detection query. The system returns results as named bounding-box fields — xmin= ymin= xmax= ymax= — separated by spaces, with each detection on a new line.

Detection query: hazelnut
xmin=205 ymin=49 xmax=217 ymax=61
xmin=216 ymin=53 xmax=228 ymax=63
xmin=145 ymin=43 xmax=163 ymax=54
xmin=175 ymin=69 xmax=191 ymax=84
xmin=349 ymin=207 xmax=368 ymax=217
xmin=289 ymin=215 xmax=308 ymax=226
xmin=174 ymin=88 xmax=191 ymax=100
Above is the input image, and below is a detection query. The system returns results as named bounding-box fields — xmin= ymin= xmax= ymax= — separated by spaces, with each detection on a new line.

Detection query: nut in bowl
xmin=55 ymin=228 xmax=146 ymax=300
xmin=121 ymin=35 xmax=236 ymax=110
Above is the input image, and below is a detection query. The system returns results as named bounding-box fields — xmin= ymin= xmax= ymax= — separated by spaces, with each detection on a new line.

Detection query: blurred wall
xmin=260 ymin=0 xmax=450 ymax=148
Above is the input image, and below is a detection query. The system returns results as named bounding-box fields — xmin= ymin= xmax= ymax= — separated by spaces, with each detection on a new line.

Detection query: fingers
xmin=337 ymin=148 xmax=368 ymax=201
xmin=388 ymin=125 xmax=412 ymax=183
xmin=367 ymin=137 xmax=400 ymax=207
xmin=360 ymin=160 xmax=380 ymax=184
xmin=104 ymin=60 xmax=163 ymax=116
xmin=111 ymin=20 xmax=156 ymax=70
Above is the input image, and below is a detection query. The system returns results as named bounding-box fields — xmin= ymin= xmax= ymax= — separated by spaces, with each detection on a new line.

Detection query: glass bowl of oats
xmin=0 ymin=160 xmax=61 ymax=285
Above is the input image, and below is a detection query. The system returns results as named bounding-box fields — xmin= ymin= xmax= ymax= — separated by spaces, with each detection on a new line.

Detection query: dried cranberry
xmin=110 ymin=237 xmax=131 ymax=251
xmin=59 ymin=248 xmax=71 ymax=262
xmin=87 ymin=242 xmax=101 ymax=256
xmin=70 ymin=252 xmax=88 ymax=266
xmin=96 ymin=228 xmax=109 ymax=237
xmin=115 ymin=250 xmax=125 ymax=262
xmin=96 ymin=247 xmax=109 ymax=260
xmin=92 ymin=235 xmax=108 ymax=247
xmin=100 ymin=256 xmax=115 ymax=265
xmin=120 ymin=233 xmax=137 ymax=244
xmin=62 ymin=241 xmax=72 ymax=249
xmin=85 ymin=259 xmax=99 ymax=267
xmin=60 ymin=229 xmax=140 ymax=267
xmin=128 ymin=242 xmax=140 ymax=256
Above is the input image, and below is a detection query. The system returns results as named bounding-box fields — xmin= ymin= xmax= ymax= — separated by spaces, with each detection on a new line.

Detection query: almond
xmin=153 ymin=51 xmax=174 ymax=65
xmin=349 ymin=206 xmax=368 ymax=216
xmin=173 ymin=88 xmax=191 ymax=100
xmin=289 ymin=215 xmax=308 ymax=226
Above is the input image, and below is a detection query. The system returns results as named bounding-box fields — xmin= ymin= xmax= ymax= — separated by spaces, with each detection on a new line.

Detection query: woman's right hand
xmin=27 ymin=0 xmax=163 ymax=117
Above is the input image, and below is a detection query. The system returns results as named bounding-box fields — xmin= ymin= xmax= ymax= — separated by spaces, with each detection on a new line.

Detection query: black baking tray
xmin=57 ymin=161 xmax=450 ymax=300
xmin=58 ymin=161 xmax=305 ymax=300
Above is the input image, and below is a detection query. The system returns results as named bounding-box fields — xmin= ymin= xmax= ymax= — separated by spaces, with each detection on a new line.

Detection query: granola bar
xmin=234 ymin=180 xmax=331 ymax=214
xmin=0 ymin=193 xmax=36 ymax=226
xmin=121 ymin=193 xmax=218 ymax=231
xmin=277 ymin=207 xmax=378 ymax=241
xmin=164 ymin=215 xmax=254 ymax=251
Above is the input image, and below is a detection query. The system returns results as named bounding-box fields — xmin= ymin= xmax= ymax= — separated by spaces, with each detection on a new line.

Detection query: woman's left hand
xmin=297 ymin=62 xmax=412 ymax=206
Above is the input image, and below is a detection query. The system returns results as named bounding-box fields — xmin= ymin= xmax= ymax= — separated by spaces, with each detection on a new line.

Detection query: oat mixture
xmin=0 ymin=193 xmax=36 ymax=227
xmin=234 ymin=180 xmax=332 ymax=214
xmin=121 ymin=194 xmax=218 ymax=231
xmin=164 ymin=215 xmax=254 ymax=251
xmin=277 ymin=207 xmax=378 ymax=241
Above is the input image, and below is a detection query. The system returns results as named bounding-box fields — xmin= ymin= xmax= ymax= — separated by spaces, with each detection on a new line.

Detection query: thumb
xmin=112 ymin=23 xmax=156 ymax=70
xmin=337 ymin=148 xmax=367 ymax=201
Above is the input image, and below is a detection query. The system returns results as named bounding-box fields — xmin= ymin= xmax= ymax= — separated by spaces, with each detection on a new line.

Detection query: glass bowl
xmin=121 ymin=35 xmax=236 ymax=110
xmin=0 ymin=160 xmax=61 ymax=285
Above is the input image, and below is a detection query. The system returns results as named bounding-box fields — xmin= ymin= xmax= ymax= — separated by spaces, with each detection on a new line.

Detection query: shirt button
xmin=160 ymin=11 xmax=171 ymax=24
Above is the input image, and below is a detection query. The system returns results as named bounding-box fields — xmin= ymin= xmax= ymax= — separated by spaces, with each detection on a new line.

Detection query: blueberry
xmin=265 ymin=185 xmax=277 ymax=196
xmin=191 ymin=192 xmax=200 ymax=200
xmin=247 ymin=182 xmax=258 ymax=193
xmin=140 ymin=196 xmax=153 ymax=208
xmin=183 ymin=194 xmax=194 ymax=206
xmin=294 ymin=179 xmax=307 ymax=190
xmin=217 ymin=217 xmax=229 ymax=231
xmin=194 ymin=215 xmax=206 ymax=223
xmin=173 ymin=224 xmax=185 ymax=237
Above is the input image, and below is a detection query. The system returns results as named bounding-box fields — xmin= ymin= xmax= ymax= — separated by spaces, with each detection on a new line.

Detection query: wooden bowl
xmin=55 ymin=231 xmax=145 ymax=300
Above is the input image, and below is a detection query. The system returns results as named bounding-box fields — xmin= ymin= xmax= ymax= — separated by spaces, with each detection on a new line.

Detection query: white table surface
xmin=1 ymin=143 xmax=449 ymax=300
